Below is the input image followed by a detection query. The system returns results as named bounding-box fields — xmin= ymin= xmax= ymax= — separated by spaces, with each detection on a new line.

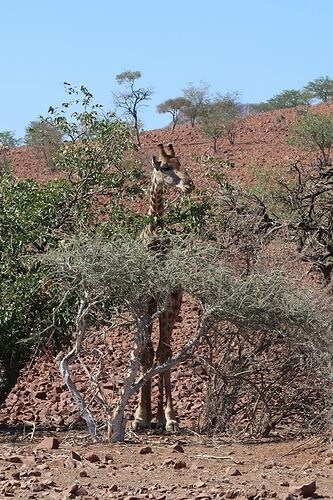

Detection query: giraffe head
xmin=151 ymin=143 xmax=194 ymax=194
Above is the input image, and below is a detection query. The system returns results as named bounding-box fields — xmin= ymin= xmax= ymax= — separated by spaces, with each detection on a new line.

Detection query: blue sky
xmin=2 ymin=0 xmax=333 ymax=139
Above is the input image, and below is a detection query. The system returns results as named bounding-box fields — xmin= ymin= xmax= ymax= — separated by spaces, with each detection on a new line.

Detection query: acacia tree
xmin=287 ymin=110 xmax=333 ymax=166
xmin=201 ymin=93 xmax=241 ymax=151
xmin=0 ymin=131 xmax=21 ymax=148
xmin=44 ymin=233 xmax=331 ymax=442
xmin=25 ymin=120 xmax=63 ymax=170
xmin=305 ymin=76 xmax=333 ymax=103
xmin=257 ymin=89 xmax=312 ymax=111
xmin=182 ymin=81 xmax=210 ymax=127
xmin=113 ymin=70 xmax=153 ymax=146
xmin=156 ymin=97 xmax=190 ymax=131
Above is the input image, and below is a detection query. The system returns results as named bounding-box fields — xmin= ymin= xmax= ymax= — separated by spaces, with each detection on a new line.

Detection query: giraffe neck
xmin=147 ymin=172 xmax=164 ymax=234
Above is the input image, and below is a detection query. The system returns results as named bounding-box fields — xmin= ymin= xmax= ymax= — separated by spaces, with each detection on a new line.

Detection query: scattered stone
xmin=109 ymin=484 xmax=119 ymax=492
xmin=104 ymin=453 xmax=113 ymax=462
xmin=36 ymin=437 xmax=60 ymax=450
xmin=34 ymin=391 xmax=47 ymax=400
xmin=289 ymin=480 xmax=316 ymax=498
xmin=225 ymin=489 xmax=239 ymax=499
xmin=280 ymin=481 xmax=290 ymax=487
xmin=139 ymin=446 xmax=153 ymax=455
xmin=6 ymin=455 xmax=23 ymax=463
xmin=172 ymin=443 xmax=185 ymax=453
xmin=245 ymin=486 xmax=258 ymax=499
xmin=29 ymin=470 xmax=42 ymax=477
xmin=323 ymin=457 xmax=333 ymax=465
xmin=195 ymin=481 xmax=206 ymax=488
xmin=85 ymin=453 xmax=101 ymax=463
xmin=174 ymin=460 xmax=186 ymax=469
xmin=23 ymin=455 xmax=36 ymax=466
xmin=71 ymin=451 xmax=82 ymax=461
xmin=225 ymin=466 xmax=242 ymax=477
xmin=76 ymin=485 xmax=89 ymax=496
xmin=79 ymin=470 xmax=88 ymax=478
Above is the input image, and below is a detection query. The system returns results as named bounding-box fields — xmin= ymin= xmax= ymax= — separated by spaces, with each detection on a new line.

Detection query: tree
xmin=305 ymin=76 xmax=333 ymax=103
xmin=0 ymin=131 xmax=21 ymax=148
xmin=0 ymin=84 xmax=136 ymax=400
xmin=200 ymin=93 xmax=241 ymax=151
xmin=113 ymin=70 xmax=153 ymax=147
xmin=287 ymin=110 xmax=333 ymax=166
xmin=156 ymin=97 xmax=190 ymax=131
xmin=258 ymin=89 xmax=312 ymax=111
xmin=24 ymin=120 xmax=63 ymax=170
xmin=44 ymin=233 xmax=331 ymax=442
xmin=182 ymin=81 xmax=210 ymax=127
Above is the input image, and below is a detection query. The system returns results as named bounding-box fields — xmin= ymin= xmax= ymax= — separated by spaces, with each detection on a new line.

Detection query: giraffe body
xmin=132 ymin=143 xmax=194 ymax=432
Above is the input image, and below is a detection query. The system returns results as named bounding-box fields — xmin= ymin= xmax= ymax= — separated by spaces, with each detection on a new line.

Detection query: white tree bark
xmin=59 ymin=291 xmax=97 ymax=440
xmin=111 ymin=306 xmax=211 ymax=442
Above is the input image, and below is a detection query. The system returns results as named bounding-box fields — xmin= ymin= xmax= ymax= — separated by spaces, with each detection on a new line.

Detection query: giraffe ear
xmin=152 ymin=156 xmax=161 ymax=170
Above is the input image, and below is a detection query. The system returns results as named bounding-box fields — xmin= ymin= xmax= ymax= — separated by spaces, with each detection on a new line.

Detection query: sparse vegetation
xmin=287 ymin=109 xmax=333 ymax=165
xmin=156 ymin=97 xmax=190 ymax=131
xmin=181 ymin=81 xmax=210 ymax=127
xmin=305 ymin=76 xmax=333 ymax=103
xmin=113 ymin=70 xmax=153 ymax=146
xmin=24 ymin=120 xmax=63 ymax=170
xmin=0 ymin=131 xmax=21 ymax=148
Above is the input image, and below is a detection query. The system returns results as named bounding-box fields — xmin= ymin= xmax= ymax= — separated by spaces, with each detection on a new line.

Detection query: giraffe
xmin=132 ymin=143 xmax=195 ymax=432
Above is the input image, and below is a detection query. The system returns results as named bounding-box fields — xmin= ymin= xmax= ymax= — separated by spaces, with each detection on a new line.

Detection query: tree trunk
xmin=134 ymin=114 xmax=141 ymax=147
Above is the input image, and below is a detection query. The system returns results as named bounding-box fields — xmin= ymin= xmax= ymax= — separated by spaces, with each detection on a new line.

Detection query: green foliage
xmin=0 ymin=84 xmax=139 ymax=400
xmin=200 ymin=92 xmax=241 ymax=150
xmin=258 ymin=89 xmax=311 ymax=111
xmin=115 ymin=70 xmax=142 ymax=85
xmin=0 ymin=131 xmax=21 ymax=148
xmin=305 ymin=76 xmax=333 ymax=103
xmin=182 ymin=81 xmax=210 ymax=127
xmin=46 ymin=234 xmax=329 ymax=335
xmin=287 ymin=110 xmax=333 ymax=165
xmin=156 ymin=97 xmax=190 ymax=131
xmin=25 ymin=120 xmax=63 ymax=170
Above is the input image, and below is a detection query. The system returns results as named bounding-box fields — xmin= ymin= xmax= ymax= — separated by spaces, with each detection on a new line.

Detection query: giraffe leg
xmin=133 ymin=341 xmax=154 ymax=431
xmin=156 ymin=290 xmax=182 ymax=432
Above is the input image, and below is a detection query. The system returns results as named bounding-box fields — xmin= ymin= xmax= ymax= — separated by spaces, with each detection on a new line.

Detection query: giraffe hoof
xmin=165 ymin=420 xmax=180 ymax=433
xmin=132 ymin=418 xmax=150 ymax=432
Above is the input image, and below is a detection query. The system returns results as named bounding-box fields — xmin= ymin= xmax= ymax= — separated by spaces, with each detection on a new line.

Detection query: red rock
xmin=289 ymin=480 xmax=316 ymax=498
xmin=104 ymin=453 xmax=113 ymax=462
xmin=245 ymin=487 xmax=258 ymax=499
xmin=172 ymin=443 xmax=184 ymax=453
xmin=34 ymin=391 xmax=47 ymax=400
xmin=28 ymin=470 xmax=42 ymax=477
xmin=280 ymin=481 xmax=290 ymax=487
xmin=70 ymin=450 xmax=82 ymax=461
xmin=139 ymin=446 xmax=153 ymax=455
xmin=174 ymin=460 xmax=186 ymax=469
xmin=76 ymin=485 xmax=89 ymax=496
xmin=36 ymin=437 xmax=60 ymax=450
xmin=85 ymin=453 xmax=100 ymax=463
xmin=225 ymin=466 xmax=242 ymax=476
xmin=6 ymin=455 xmax=23 ymax=463
xmin=225 ymin=490 xmax=239 ymax=499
